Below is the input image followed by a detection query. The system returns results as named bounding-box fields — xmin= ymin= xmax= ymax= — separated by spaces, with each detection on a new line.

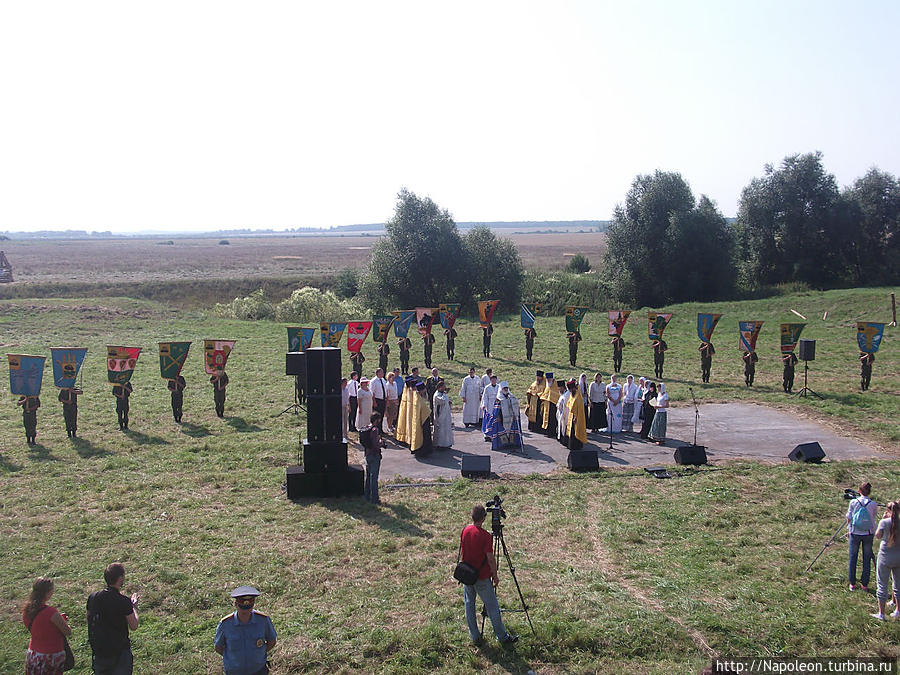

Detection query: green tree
xmin=666 ymin=196 xmax=736 ymax=301
xmin=462 ymin=225 xmax=525 ymax=309
xmin=565 ymin=253 xmax=591 ymax=273
xmin=844 ymin=168 xmax=900 ymax=285
xmin=334 ymin=268 xmax=359 ymax=299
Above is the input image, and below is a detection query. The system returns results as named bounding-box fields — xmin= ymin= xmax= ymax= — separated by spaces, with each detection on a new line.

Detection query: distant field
xmin=0 ymin=232 xmax=606 ymax=285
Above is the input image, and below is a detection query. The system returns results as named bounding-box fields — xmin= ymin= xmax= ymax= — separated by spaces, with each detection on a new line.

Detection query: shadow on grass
xmin=27 ymin=443 xmax=57 ymax=461
xmin=0 ymin=454 xmax=24 ymax=472
xmin=477 ymin=641 xmax=537 ymax=674
xmin=319 ymin=498 xmax=432 ymax=538
xmin=72 ymin=436 xmax=110 ymax=458
xmin=225 ymin=416 xmax=264 ymax=433
xmin=123 ymin=429 xmax=169 ymax=445
xmin=179 ymin=422 xmax=211 ymax=438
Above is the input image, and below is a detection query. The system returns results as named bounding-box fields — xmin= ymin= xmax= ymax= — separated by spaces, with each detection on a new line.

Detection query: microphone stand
xmin=688 ymin=387 xmax=700 ymax=447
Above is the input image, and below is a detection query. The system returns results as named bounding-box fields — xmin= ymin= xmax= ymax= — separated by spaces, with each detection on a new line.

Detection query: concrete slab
xmin=349 ymin=403 xmax=883 ymax=481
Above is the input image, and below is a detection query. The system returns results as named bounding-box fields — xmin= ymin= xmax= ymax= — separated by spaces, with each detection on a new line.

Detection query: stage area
xmin=353 ymin=403 xmax=882 ymax=481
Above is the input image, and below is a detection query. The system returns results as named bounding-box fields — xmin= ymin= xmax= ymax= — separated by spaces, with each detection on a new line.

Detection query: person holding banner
xmin=444 ymin=327 xmax=457 ymax=361
xmin=349 ymin=351 xmax=365 ymax=379
xmin=210 ymin=368 xmax=229 ymax=418
xmin=782 ymin=352 xmax=798 ymax=393
xmin=699 ymin=342 xmax=715 ymax=383
xmin=482 ymin=324 xmax=493 ymax=358
xmin=18 ymin=395 xmax=41 ymax=444
xmin=611 ymin=336 xmax=624 ymax=373
xmin=58 ymin=388 xmax=80 ymax=437
xmin=524 ymin=327 xmax=536 ymax=361
xmin=423 ymin=332 xmax=436 ymax=369
xmin=742 ymin=351 xmax=758 ymax=387
xmin=167 ymin=375 xmax=186 ymax=423
xmin=567 ymin=330 xmax=581 ymax=367
xmin=860 ymin=352 xmax=875 ymax=391
xmin=653 ymin=339 xmax=667 ymax=379
xmin=377 ymin=341 xmax=390 ymax=373
xmin=112 ymin=382 xmax=133 ymax=430
xmin=398 ymin=336 xmax=411 ymax=375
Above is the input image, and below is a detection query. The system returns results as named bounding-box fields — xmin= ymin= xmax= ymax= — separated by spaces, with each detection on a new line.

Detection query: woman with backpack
xmin=872 ymin=501 xmax=900 ymax=620
xmin=847 ymin=482 xmax=879 ymax=591
xmin=22 ymin=577 xmax=72 ymax=674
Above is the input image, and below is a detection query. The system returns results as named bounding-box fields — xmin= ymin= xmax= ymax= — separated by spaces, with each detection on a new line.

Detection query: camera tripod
xmin=479 ymin=519 xmax=535 ymax=637
xmin=277 ymin=376 xmax=306 ymax=417
xmin=806 ymin=491 xmax=883 ymax=573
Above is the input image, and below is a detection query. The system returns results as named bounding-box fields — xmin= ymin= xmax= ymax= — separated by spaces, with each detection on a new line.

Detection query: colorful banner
xmin=697 ymin=313 xmax=723 ymax=343
xmin=50 ymin=347 xmax=87 ymax=389
xmin=288 ymin=326 xmax=316 ymax=352
xmin=608 ymin=310 xmax=631 ymax=337
xmin=158 ymin=342 xmax=191 ymax=380
xmin=565 ymin=306 xmax=589 ymax=333
xmin=415 ymin=307 xmax=437 ymax=336
xmin=857 ymin=322 xmax=885 ymax=354
xmin=347 ymin=321 xmax=373 ymax=353
xmin=392 ymin=310 xmax=415 ymax=338
xmin=738 ymin=322 xmax=764 ymax=353
xmin=648 ymin=312 xmax=673 ymax=340
xmin=320 ymin=323 xmax=346 ymax=348
xmin=107 ymin=346 xmax=142 ymax=385
xmin=373 ymin=315 xmax=394 ymax=343
xmin=478 ymin=300 xmax=499 ymax=327
xmin=8 ymin=354 xmax=45 ymax=396
xmin=521 ymin=303 xmax=540 ymax=329
xmin=204 ymin=340 xmax=235 ymax=374
xmin=780 ymin=323 xmax=805 ymax=353
xmin=439 ymin=303 xmax=461 ymax=330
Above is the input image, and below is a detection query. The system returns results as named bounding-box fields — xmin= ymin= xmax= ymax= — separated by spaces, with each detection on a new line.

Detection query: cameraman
xmin=459 ymin=505 xmax=517 ymax=646
xmin=847 ymin=482 xmax=879 ymax=591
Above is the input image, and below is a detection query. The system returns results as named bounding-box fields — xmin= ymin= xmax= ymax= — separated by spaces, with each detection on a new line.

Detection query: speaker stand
xmin=277 ymin=377 xmax=307 ymax=417
xmin=795 ymin=362 xmax=823 ymax=399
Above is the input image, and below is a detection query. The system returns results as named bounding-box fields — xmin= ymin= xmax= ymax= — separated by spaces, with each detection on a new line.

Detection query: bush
xmin=219 ymin=240 xmax=230 ymax=245
xmin=522 ymin=271 xmax=614 ymax=314
xmin=273 ymin=286 xmax=365 ymax=323
xmin=334 ymin=268 xmax=359 ymax=299
xmin=213 ymin=288 xmax=274 ymax=320
xmin=565 ymin=254 xmax=591 ymax=273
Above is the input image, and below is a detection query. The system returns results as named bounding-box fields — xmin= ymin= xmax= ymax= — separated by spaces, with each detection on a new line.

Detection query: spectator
xmin=22 ymin=577 xmax=71 ymax=675
xmin=87 ymin=562 xmax=139 ymax=675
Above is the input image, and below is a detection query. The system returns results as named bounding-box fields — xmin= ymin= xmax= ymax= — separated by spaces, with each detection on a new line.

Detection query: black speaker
xmin=286 ymin=464 xmax=364 ymax=499
xmin=798 ymin=339 xmax=816 ymax=362
xmin=674 ymin=445 xmax=708 ymax=465
xmin=302 ymin=440 xmax=348 ymax=473
xmin=306 ymin=347 xmax=341 ymax=395
xmin=789 ymin=441 xmax=825 ymax=463
xmin=286 ymin=351 xmax=306 ymax=378
xmin=461 ymin=455 xmax=491 ymax=478
xmin=567 ymin=450 xmax=600 ymax=472
xmin=306 ymin=395 xmax=343 ymax=442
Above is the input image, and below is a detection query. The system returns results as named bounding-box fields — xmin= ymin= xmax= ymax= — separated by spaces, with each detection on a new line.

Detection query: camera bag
xmin=453 ymin=543 xmax=486 ymax=586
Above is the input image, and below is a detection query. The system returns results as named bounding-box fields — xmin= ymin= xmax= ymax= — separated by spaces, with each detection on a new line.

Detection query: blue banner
xmin=51 ymin=347 xmax=88 ymax=389
xmin=8 ymin=354 xmax=45 ymax=396
xmin=857 ymin=322 xmax=885 ymax=354
xmin=392 ymin=310 xmax=415 ymax=338
xmin=697 ymin=313 xmax=722 ymax=343
xmin=521 ymin=304 xmax=536 ymax=330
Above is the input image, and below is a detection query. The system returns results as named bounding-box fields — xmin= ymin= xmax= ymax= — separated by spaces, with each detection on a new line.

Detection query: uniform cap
xmin=230 ymin=585 xmax=260 ymax=598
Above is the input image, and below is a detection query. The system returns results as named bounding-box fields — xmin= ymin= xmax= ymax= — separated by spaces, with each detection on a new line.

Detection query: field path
xmin=585 ymin=495 xmax=718 ymax=660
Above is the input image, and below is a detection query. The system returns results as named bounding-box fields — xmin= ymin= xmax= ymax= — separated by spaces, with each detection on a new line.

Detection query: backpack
xmin=851 ymin=497 xmax=874 ymax=533
xmin=87 ymin=590 xmax=127 ymax=656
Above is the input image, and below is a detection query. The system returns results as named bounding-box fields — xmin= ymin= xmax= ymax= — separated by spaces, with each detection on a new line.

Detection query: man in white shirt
xmin=371 ymin=368 xmax=388 ymax=418
xmin=346 ymin=372 xmax=360 ymax=432
xmin=480 ymin=374 xmax=499 ymax=442
xmin=622 ymin=375 xmax=640 ymax=432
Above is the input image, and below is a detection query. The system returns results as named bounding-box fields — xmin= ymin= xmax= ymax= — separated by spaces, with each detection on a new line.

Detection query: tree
xmin=666 ymin=196 xmax=736 ymax=301
xmin=844 ymin=168 xmax=900 ymax=285
xmin=334 ymin=268 xmax=359 ymax=299
xmin=359 ymin=189 xmax=470 ymax=310
xmin=463 ymin=225 xmax=525 ymax=310
xmin=565 ymin=253 xmax=591 ymax=273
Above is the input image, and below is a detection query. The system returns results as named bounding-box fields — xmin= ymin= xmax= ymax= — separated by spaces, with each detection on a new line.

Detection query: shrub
xmin=213 ymin=288 xmax=274 ymax=320
xmin=565 ymin=254 xmax=591 ymax=273
xmin=219 ymin=240 xmax=230 ymax=245
xmin=334 ymin=268 xmax=359 ymax=299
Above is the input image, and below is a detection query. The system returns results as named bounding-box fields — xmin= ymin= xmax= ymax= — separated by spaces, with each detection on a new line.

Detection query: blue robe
xmin=489 ymin=396 xmax=524 ymax=451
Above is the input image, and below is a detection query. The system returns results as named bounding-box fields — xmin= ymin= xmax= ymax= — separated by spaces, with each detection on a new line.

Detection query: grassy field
xmin=0 ymin=287 xmax=897 ymax=673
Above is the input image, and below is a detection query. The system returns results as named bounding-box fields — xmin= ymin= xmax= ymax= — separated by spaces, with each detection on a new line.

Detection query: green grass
xmin=0 ymin=288 xmax=898 ymax=673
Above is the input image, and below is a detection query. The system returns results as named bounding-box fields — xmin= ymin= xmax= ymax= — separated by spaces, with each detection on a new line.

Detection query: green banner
xmin=159 ymin=342 xmax=191 ymax=380
xmin=565 ymin=306 xmax=588 ymax=333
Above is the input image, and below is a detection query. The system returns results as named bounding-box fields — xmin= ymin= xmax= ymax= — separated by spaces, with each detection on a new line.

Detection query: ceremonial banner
xmin=565 ymin=306 xmax=589 ymax=333
xmin=857 ymin=322 xmax=886 ymax=354
xmin=8 ymin=354 xmax=45 ymax=396
xmin=697 ymin=313 xmax=723 ymax=343
xmin=288 ymin=327 xmax=316 ymax=352
xmin=521 ymin=303 xmax=540 ymax=330
xmin=648 ymin=312 xmax=673 ymax=340
xmin=392 ymin=310 xmax=415 ymax=338
xmin=373 ymin=315 xmax=394 ymax=342
xmin=107 ymin=346 xmax=142 ymax=385
xmin=439 ymin=303 xmax=461 ymax=330
xmin=780 ymin=323 xmax=805 ymax=353
xmin=158 ymin=342 xmax=191 ymax=380
xmin=50 ymin=347 xmax=87 ymax=389
xmin=478 ymin=300 xmax=499 ymax=327
xmin=347 ymin=321 xmax=373 ymax=353
xmin=415 ymin=307 xmax=437 ymax=336
xmin=320 ymin=323 xmax=346 ymax=348
xmin=608 ymin=310 xmax=631 ymax=337
xmin=300 ymin=327 xmax=316 ymax=351
xmin=203 ymin=340 xmax=235 ymax=374
xmin=738 ymin=322 xmax=764 ymax=353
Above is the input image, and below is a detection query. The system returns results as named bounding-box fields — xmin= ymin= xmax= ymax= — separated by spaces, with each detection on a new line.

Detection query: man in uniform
xmin=742 ymin=350 xmax=758 ymax=387
xmin=444 ymin=326 xmax=457 ymax=361
xmin=210 ymin=367 xmax=229 ymax=418
xmin=652 ymin=338 xmax=667 ymax=379
xmin=423 ymin=332 xmax=436 ymax=369
xmin=349 ymin=350 xmax=365 ymax=379
xmin=782 ymin=351 xmax=798 ymax=393
xmin=168 ymin=375 xmax=186 ymax=423
xmin=59 ymin=386 xmax=80 ymax=437
xmin=699 ymin=341 xmax=715 ymax=383
xmin=525 ymin=370 xmax=545 ymax=433
xmin=860 ymin=352 xmax=875 ymax=391
xmin=524 ymin=326 xmax=536 ymax=361
xmin=112 ymin=382 xmax=133 ymax=430
xmin=18 ymin=394 xmax=40 ymax=444
xmin=214 ymin=585 xmax=277 ymax=675
xmin=567 ymin=330 xmax=581 ymax=367
xmin=482 ymin=324 xmax=493 ymax=358
xmin=377 ymin=340 xmax=390 ymax=373
xmin=611 ymin=335 xmax=624 ymax=373
xmin=398 ymin=336 xmax=412 ymax=374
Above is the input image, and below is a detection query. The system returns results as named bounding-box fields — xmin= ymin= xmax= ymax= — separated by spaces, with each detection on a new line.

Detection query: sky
xmin=1 ymin=1 xmax=899 ymax=232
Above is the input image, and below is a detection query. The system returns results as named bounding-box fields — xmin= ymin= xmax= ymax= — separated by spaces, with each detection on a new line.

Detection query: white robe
xmin=459 ymin=376 xmax=483 ymax=424
xmin=557 ymin=390 xmax=571 ymax=440
xmin=355 ymin=388 xmax=373 ymax=431
xmin=481 ymin=383 xmax=499 ymax=414
xmin=481 ymin=374 xmax=493 ymax=389
xmin=605 ymin=383 xmax=623 ymax=433
xmin=432 ymin=390 xmax=454 ymax=447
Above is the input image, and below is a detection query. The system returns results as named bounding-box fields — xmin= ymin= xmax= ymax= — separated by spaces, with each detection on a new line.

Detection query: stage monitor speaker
xmin=302 ymin=440 xmax=348 ymax=473
xmin=286 ymin=351 xmax=306 ymax=378
xmin=306 ymin=347 xmax=341 ymax=396
xmin=798 ymin=339 xmax=816 ymax=362
xmin=674 ymin=445 xmax=708 ymax=465
xmin=306 ymin=395 xmax=343 ymax=443
xmin=567 ymin=450 xmax=600 ymax=472
xmin=286 ymin=464 xmax=364 ymax=499
xmin=789 ymin=441 xmax=825 ymax=463
xmin=461 ymin=455 xmax=491 ymax=478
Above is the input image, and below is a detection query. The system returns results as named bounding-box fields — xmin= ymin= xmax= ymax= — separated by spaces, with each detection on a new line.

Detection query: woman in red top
xmin=22 ymin=577 xmax=71 ymax=675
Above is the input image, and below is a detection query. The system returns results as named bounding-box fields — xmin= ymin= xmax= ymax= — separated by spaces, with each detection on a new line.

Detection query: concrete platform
xmin=350 ymin=403 xmax=883 ymax=481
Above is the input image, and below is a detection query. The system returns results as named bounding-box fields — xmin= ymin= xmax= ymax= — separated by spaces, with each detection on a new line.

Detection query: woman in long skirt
xmin=648 ymin=382 xmax=668 ymax=445
xmin=640 ymin=382 xmax=657 ymax=439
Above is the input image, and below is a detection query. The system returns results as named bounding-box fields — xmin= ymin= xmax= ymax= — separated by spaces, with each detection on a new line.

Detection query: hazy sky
xmin=1 ymin=1 xmax=898 ymax=232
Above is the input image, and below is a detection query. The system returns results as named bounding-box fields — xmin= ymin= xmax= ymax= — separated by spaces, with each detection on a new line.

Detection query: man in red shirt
xmin=460 ymin=505 xmax=517 ymax=645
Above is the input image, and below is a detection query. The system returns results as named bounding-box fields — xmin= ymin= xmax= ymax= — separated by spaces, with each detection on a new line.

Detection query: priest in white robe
xmin=490 ymin=382 xmax=524 ymax=451
xmin=557 ymin=380 xmax=572 ymax=447
xmin=459 ymin=367 xmax=483 ymax=428
xmin=432 ymin=379 xmax=454 ymax=449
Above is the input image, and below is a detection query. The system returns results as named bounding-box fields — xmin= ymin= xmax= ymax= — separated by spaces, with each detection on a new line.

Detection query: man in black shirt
xmin=112 ymin=382 xmax=133 ymax=430
xmin=87 ymin=562 xmax=139 ymax=675
xmin=59 ymin=387 xmax=80 ymax=437
xmin=167 ymin=375 xmax=186 ymax=423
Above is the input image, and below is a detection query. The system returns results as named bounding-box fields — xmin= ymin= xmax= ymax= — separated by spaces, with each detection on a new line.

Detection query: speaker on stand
xmin=795 ymin=339 xmax=822 ymax=399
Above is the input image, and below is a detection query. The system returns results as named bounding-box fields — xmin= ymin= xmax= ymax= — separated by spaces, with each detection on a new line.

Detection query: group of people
xmin=21 ymin=563 xmax=275 ymax=675
xmin=11 ymin=367 xmax=231 ymax=445
xmin=525 ymin=370 xmax=670 ymax=450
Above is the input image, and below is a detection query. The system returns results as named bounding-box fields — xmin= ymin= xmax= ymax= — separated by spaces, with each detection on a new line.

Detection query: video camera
xmin=844 ymin=488 xmax=884 ymax=507
xmin=486 ymin=495 xmax=506 ymax=534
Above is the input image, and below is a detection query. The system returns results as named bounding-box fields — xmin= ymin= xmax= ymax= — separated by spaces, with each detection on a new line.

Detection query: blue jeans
xmin=92 ymin=647 xmax=133 ymax=675
xmin=464 ymin=578 xmax=511 ymax=642
xmin=849 ymin=533 xmax=874 ymax=586
xmin=365 ymin=455 xmax=380 ymax=503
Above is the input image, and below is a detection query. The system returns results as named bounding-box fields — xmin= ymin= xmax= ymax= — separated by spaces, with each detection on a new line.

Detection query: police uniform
xmin=215 ymin=586 xmax=277 ymax=675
